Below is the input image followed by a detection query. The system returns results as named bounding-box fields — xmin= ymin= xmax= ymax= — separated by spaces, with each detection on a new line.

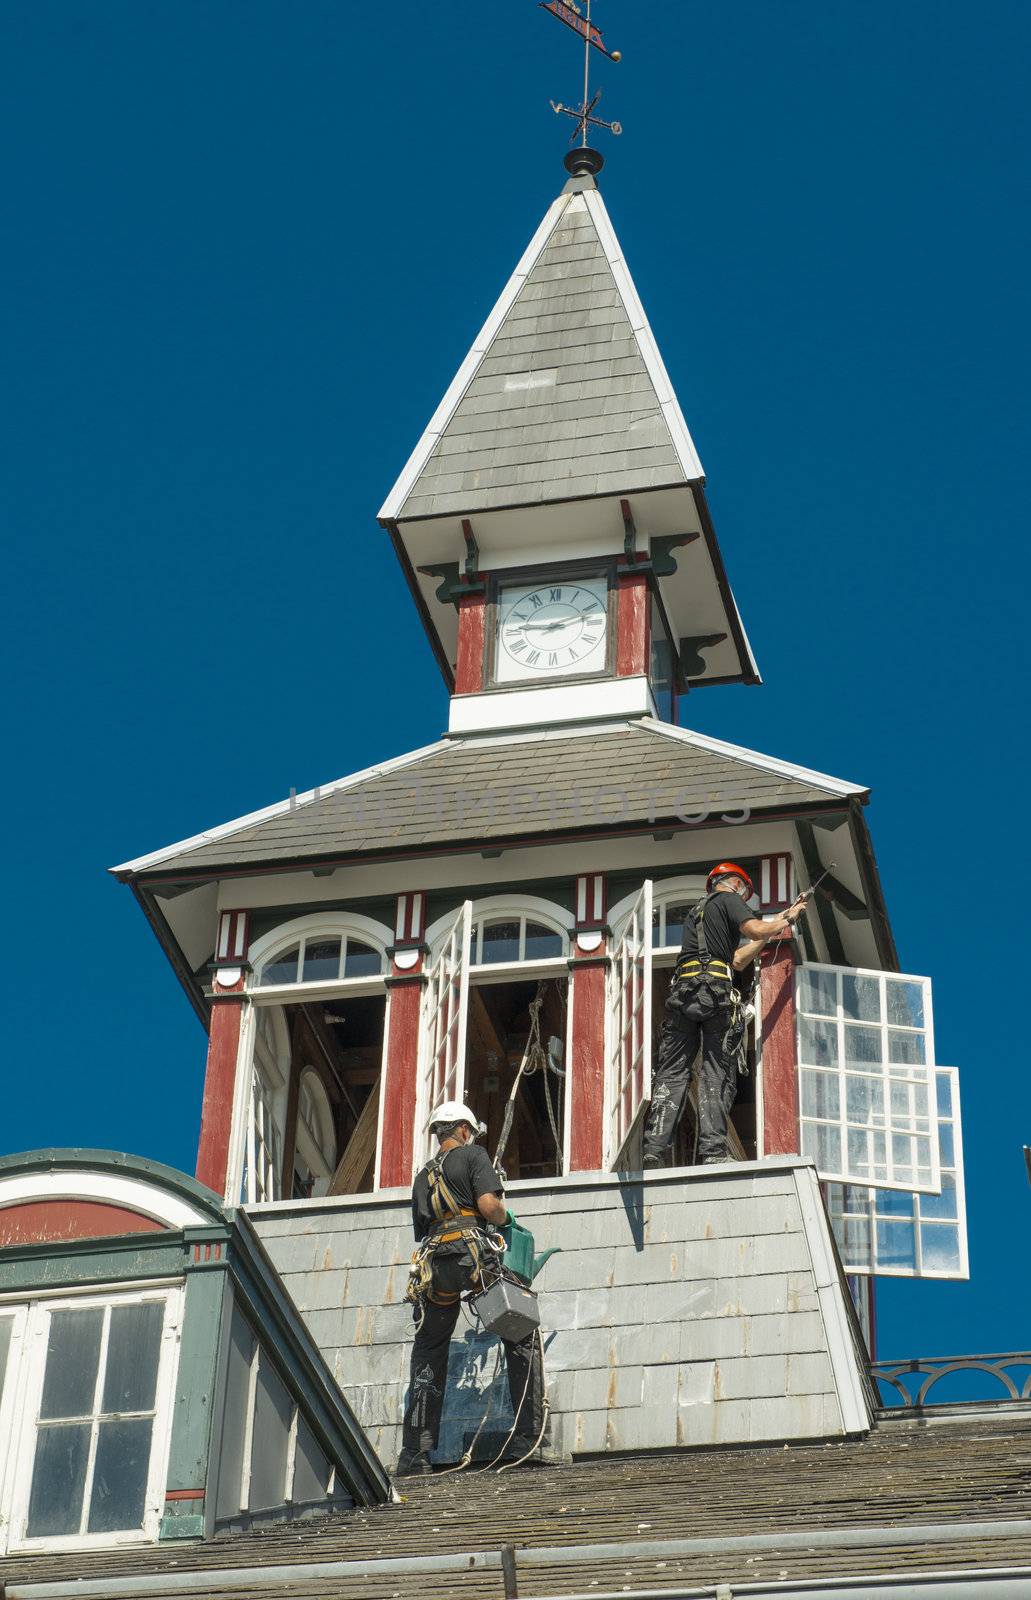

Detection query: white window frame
xmin=1 ymin=1286 xmax=183 ymax=1555
xmin=795 ymin=961 xmax=942 ymax=1194
xmin=220 ymin=1309 xmax=330 ymax=1520
xmin=248 ymin=913 xmax=392 ymax=1001
xmin=605 ymin=879 xmax=653 ymax=1169
xmin=426 ymin=895 xmax=573 ymax=986
xmin=414 ymin=901 xmax=473 ymax=1169
xmin=826 ymin=1067 xmax=968 ymax=1280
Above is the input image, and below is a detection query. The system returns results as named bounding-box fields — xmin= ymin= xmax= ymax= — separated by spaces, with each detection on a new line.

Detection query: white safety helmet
xmin=429 ymin=1100 xmax=486 ymax=1138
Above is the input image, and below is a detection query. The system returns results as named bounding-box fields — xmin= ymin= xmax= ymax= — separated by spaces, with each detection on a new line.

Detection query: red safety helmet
xmin=707 ymin=861 xmax=754 ymax=896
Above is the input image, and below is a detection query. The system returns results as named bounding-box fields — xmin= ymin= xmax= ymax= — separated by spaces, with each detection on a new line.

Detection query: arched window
xmin=427 ymin=895 xmax=571 ymax=968
xmin=610 ymin=876 xmax=707 ymax=955
xmin=249 ymin=914 xmax=391 ymax=989
xmin=292 ymin=1069 xmax=337 ymax=1200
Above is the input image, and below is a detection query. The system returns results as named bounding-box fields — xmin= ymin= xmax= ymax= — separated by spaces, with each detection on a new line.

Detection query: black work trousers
xmin=642 ymin=1002 xmax=738 ymax=1163
xmin=401 ymin=1256 xmax=543 ymax=1459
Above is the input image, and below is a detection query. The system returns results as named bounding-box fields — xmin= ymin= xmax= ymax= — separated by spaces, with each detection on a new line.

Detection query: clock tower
xmin=378 ymin=146 xmax=759 ymax=737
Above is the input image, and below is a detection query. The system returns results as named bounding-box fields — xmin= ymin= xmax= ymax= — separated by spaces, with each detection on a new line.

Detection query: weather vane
xmin=539 ymin=0 xmax=622 ymax=147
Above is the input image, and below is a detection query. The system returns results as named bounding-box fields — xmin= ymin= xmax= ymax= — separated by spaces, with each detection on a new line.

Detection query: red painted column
xmin=615 ymin=567 xmax=650 ymax=677
xmin=196 ymin=990 xmax=244 ymax=1198
xmin=454 ymin=591 xmax=487 ymax=695
xmin=196 ymin=911 xmax=251 ymax=1199
xmin=759 ymin=939 xmax=800 ymax=1156
xmin=377 ymin=892 xmax=427 ymax=1189
xmin=568 ymin=873 xmax=608 ymax=1172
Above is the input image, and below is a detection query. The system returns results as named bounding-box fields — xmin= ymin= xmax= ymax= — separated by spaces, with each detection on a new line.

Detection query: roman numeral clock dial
xmin=495 ymin=579 xmax=609 ymax=685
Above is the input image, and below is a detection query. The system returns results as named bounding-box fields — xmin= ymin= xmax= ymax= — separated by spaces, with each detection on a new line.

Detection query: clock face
xmin=495 ymin=578 xmax=609 ymax=683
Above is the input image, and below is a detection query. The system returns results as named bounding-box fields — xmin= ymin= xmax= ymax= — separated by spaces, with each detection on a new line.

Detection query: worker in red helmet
xmin=642 ymin=863 xmax=808 ymax=1169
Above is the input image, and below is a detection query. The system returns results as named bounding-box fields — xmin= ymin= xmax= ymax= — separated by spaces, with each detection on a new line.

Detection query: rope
xmin=494 ymin=981 xmax=549 ymax=1172
xmin=431 ymin=1340 xmax=505 ymax=1478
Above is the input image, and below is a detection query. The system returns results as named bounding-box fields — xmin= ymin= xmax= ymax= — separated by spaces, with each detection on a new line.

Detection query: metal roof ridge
xmin=378 ymin=189 xmax=572 ymax=521
xmin=642 ymin=718 xmax=868 ymax=797
xmin=109 ymin=738 xmax=450 ymax=877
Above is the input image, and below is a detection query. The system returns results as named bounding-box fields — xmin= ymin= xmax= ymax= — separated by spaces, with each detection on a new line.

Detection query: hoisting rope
xmin=493 ymin=981 xmax=563 ymax=1176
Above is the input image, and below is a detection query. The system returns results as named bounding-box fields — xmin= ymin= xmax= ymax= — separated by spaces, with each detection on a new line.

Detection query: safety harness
xmin=669 ymin=892 xmax=751 ymax=1075
xmin=404 ymin=1150 xmax=501 ymax=1315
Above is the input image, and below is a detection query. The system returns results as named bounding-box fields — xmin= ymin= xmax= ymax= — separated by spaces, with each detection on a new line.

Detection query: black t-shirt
xmin=679 ymin=891 xmax=753 ymax=966
xmin=411 ymin=1143 xmax=504 ymax=1242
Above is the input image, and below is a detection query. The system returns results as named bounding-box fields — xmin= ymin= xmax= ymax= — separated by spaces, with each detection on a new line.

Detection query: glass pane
xmin=40 ymin=1308 xmax=104 ymax=1420
xmin=886 ymin=978 xmax=925 ymax=1030
xmin=888 ymin=1028 xmax=925 ymax=1066
xmin=524 ymin=922 xmax=562 ymax=960
xmin=87 ymin=1417 xmax=153 ymax=1532
xmin=248 ymin=1356 xmax=294 ymax=1511
xmin=876 ymin=1186 xmax=914 ymax=1219
xmin=479 ymin=920 xmax=520 ymax=965
xmin=801 ymin=1070 xmax=840 ymax=1120
xmin=798 ymin=967 xmax=837 ymax=1017
xmin=261 ymin=945 xmax=299 ymax=986
xmin=936 ymin=1073 xmax=953 ymax=1118
xmin=302 ymin=939 xmax=341 ymax=983
xmin=843 ymin=1024 xmax=882 ymax=1067
xmin=215 ymin=1308 xmax=255 ymax=1522
xmin=842 ymin=972 xmax=880 ymax=1023
xmin=875 ymin=1218 xmax=917 ymax=1271
xmin=103 ymin=1303 xmax=163 ymax=1414
xmin=920 ymin=1173 xmax=958 ymax=1222
xmin=0 ymin=1316 xmax=12 ymax=1406
xmin=847 ymin=1075 xmax=884 ymax=1126
xmin=291 ymin=1415 xmax=330 ymax=1504
xmin=802 ymin=1122 xmax=840 ymax=1173
xmin=662 ymin=902 xmax=693 ymax=948
xmin=27 ymin=1422 xmax=91 ymax=1536
xmin=343 ymin=939 xmax=381 ymax=978
xmin=798 ymin=1016 xmax=837 ymax=1067
xmin=939 ymin=1124 xmax=955 ymax=1167
xmin=920 ymin=1223 xmax=960 ymax=1272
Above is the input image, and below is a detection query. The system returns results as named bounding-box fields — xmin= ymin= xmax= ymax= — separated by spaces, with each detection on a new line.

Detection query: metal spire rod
xmin=540 ymin=0 xmax=622 ymax=146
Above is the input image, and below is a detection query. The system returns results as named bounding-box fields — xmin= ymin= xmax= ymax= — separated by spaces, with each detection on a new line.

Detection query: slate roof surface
xmin=3 ymin=1417 xmax=1030 ymax=1597
xmin=384 ymin=184 xmax=702 ymax=521
xmin=118 ymin=723 xmax=863 ymax=879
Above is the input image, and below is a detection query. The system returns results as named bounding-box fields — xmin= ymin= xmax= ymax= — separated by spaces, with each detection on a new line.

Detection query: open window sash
xmin=606 ymin=880 xmax=653 ymax=1170
xmin=416 ymin=900 xmax=473 ymax=1168
xmin=826 ymin=1068 xmax=967 ymax=1280
xmin=795 ymin=962 xmax=942 ymax=1194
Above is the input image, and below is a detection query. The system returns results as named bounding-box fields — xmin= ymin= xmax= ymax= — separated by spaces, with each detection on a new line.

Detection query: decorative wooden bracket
xmin=678 ymin=632 xmax=727 ymax=678
xmin=417 ymin=560 xmax=486 ymax=604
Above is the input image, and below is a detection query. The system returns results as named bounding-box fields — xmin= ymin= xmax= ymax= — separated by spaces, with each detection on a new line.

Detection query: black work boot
xmin=394 ymin=1449 xmax=432 ymax=1477
xmin=642 ymin=1151 xmax=664 ymax=1170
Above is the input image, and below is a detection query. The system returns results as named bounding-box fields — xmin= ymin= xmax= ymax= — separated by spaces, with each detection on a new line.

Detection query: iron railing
xmin=872 ymin=1351 xmax=1031 ymax=1412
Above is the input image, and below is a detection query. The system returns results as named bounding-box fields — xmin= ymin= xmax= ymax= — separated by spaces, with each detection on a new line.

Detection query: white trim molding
xmin=449 ymin=676 xmax=655 ymax=735
xmin=0 ymin=1173 xmax=208 ymax=1231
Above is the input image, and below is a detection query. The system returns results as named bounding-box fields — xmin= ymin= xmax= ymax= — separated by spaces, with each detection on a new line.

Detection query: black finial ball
xmin=564 ymin=147 xmax=605 ymax=179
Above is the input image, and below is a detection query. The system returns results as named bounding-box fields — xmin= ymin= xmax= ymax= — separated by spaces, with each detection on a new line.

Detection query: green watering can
xmin=502 ymin=1216 xmax=560 ymax=1285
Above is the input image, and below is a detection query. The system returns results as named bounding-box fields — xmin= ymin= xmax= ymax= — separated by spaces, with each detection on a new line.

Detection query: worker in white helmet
xmin=396 ymin=1100 xmax=543 ymax=1476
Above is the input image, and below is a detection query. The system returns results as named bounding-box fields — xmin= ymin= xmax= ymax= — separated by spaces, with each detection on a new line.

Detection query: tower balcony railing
xmin=871 ymin=1352 xmax=1031 ymax=1415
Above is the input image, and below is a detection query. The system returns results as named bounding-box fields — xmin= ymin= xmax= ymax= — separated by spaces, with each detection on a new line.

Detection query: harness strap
xmin=676 ymin=956 xmax=732 ymax=982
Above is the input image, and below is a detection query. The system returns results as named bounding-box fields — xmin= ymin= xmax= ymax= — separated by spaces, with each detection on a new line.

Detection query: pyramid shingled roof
xmin=111 ymin=722 xmax=865 ymax=879
xmin=380 ymin=179 xmax=704 ymax=522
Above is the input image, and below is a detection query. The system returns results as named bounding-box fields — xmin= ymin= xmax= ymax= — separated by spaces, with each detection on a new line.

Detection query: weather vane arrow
xmin=539 ymin=0 xmax=623 ymax=147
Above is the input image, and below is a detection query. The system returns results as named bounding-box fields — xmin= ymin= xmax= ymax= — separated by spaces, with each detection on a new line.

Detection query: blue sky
xmin=3 ymin=1 xmax=1029 ymax=1363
